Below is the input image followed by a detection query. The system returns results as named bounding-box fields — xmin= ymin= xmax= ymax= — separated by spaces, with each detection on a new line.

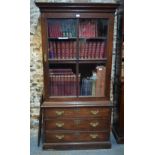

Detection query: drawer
xmin=44 ymin=118 xmax=110 ymax=131
xmin=45 ymin=131 xmax=109 ymax=143
xmin=44 ymin=108 xmax=76 ymax=118
xmin=43 ymin=107 xmax=111 ymax=118
xmin=77 ymin=107 xmax=111 ymax=118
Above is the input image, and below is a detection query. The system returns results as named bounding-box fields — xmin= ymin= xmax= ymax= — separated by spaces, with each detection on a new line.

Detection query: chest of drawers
xmin=41 ymin=102 xmax=112 ymax=149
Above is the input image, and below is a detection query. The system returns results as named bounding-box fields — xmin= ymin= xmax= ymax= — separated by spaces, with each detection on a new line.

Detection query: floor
xmin=30 ymin=129 xmax=124 ymax=155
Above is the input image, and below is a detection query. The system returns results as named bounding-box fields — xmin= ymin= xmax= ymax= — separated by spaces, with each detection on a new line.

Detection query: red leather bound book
xmin=52 ymin=41 xmax=56 ymax=59
xmin=57 ymin=42 xmax=61 ymax=59
xmin=73 ymin=41 xmax=76 ymax=59
xmin=99 ymin=42 xmax=105 ymax=59
xmin=80 ymin=42 xmax=84 ymax=59
xmin=88 ymin=42 xmax=92 ymax=59
xmin=96 ymin=42 xmax=101 ymax=59
xmin=91 ymin=42 xmax=96 ymax=59
xmin=84 ymin=42 xmax=89 ymax=59
xmin=61 ymin=42 xmax=65 ymax=59
xmin=64 ymin=41 xmax=68 ymax=59
xmin=69 ymin=41 xmax=72 ymax=59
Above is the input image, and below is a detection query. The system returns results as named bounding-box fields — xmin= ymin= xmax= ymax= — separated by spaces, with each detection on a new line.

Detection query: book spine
xmin=80 ymin=42 xmax=85 ymax=59
xmin=52 ymin=41 xmax=56 ymax=59
xmin=57 ymin=42 xmax=60 ymax=59
xmin=96 ymin=42 xmax=101 ymax=59
xmin=84 ymin=42 xmax=88 ymax=59
xmin=91 ymin=42 xmax=96 ymax=59
xmin=61 ymin=42 xmax=65 ymax=59
xmin=92 ymin=79 xmax=96 ymax=96
xmin=73 ymin=41 xmax=76 ymax=59
xmin=88 ymin=42 xmax=92 ymax=59
xmin=100 ymin=67 xmax=106 ymax=97
xmin=69 ymin=41 xmax=72 ymax=59
xmin=99 ymin=42 xmax=105 ymax=59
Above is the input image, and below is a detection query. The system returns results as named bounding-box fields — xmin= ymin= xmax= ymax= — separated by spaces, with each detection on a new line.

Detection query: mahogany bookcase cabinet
xmin=36 ymin=2 xmax=119 ymax=150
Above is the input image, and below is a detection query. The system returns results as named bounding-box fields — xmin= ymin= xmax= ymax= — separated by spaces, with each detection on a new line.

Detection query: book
xmin=90 ymin=71 xmax=97 ymax=96
xmin=99 ymin=42 xmax=105 ymax=59
xmin=95 ymin=66 xmax=106 ymax=97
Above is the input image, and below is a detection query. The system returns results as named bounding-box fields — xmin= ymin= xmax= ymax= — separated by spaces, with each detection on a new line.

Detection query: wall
xmin=30 ymin=0 xmax=118 ymax=128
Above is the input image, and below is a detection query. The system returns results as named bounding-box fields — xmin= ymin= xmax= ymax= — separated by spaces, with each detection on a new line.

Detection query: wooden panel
xmin=44 ymin=118 xmax=110 ymax=131
xmin=44 ymin=107 xmax=111 ymax=118
xmin=43 ymin=141 xmax=111 ymax=150
xmin=45 ymin=131 xmax=109 ymax=143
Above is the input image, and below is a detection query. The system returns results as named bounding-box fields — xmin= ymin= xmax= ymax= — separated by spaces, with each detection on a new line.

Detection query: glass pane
xmin=47 ymin=19 xmax=78 ymax=97
xmin=49 ymin=64 xmax=77 ymax=97
xmin=79 ymin=64 xmax=106 ymax=97
xmin=48 ymin=40 xmax=77 ymax=60
xmin=48 ymin=19 xmax=76 ymax=38
xmin=79 ymin=19 xmax=108 ymax=38
xmin=79 ymin=39 xmax=106 ymax=60
xmin=47 ymin=19 xmax=77 ymax=60
xmin=79 ymin=19 xmax=108 ymax=60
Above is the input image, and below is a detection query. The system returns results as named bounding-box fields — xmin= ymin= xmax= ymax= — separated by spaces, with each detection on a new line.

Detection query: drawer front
xmin=44 ymin=108 xmax=76 ymax=118
xmin=44 ymin=107 xmax=111 ymax=118
xmin=77 ymin=108 xmax=111 ymax=118
xmin=45 ymin=131 xmax=109 ymax=143
xmin=44 ymin=118 xmax=110 ymax=131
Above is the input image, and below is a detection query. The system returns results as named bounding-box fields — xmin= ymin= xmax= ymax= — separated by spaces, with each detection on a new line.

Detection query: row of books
xmin=80 ymin=66 xmax=106 ymax=96
xmin=49 ymin=69 xmax=80 ymax=96
xmin=79 ymin=41 xmax=105 ymax=59
xmin=48 ymin=19 xmax=76 ymax=38
xmin=49 ymin=41 xmax=105 ymax=59
xmin=49 ymin=41 xmax=76 ymax=59
xmin=79 ymin=20 xmax=97 ymax=38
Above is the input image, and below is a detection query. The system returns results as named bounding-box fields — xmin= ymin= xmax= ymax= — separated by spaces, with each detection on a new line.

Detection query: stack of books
xmin=80 ymin=66 xmax=106 ymax=96
xmin=50 ymin=69 xmax=80 ymax=96
xmin=49 ymin=41 xmax=76 ymax=59
xmin=79 ymin=19 xmax=97 ymax=38
xmin=48 ymin=19 xmax=76 ymax=38
xmin=80 ymin=41 xmax=105 ymax=59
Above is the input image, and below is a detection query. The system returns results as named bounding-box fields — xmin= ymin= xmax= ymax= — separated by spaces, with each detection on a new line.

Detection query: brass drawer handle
xmin=55 ymin=111 xmax=64 ymax=116
xmin=90 ymin=110 xmax=99 ymax=115
xmin=56 ymin=122 xmax=64 ymax=128
xmin=90 ymin=134 xmax=98 ymax=139
xmin=55 ymin=135 xmax=64 ymax=140
xmin=90 ymin=122 xmax=99 ymax=127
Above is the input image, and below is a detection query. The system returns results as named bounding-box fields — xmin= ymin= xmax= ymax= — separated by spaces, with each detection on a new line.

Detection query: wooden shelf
xmin=48 ymin=37 xmax=77 ymax=40
xmin=48 ymin=58 xmax=107 ymax=64
xmin=79 ymin=58 xmax=107 ymax=64
xmin=48 ymin=59 xmax=76 ymax=64
xmin=79 ymin=37 xmax=107 ymax=40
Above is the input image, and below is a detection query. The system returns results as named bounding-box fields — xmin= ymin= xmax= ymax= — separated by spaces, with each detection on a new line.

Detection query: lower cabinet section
xmin=42 ymin=105 xmax=112 ymax=149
